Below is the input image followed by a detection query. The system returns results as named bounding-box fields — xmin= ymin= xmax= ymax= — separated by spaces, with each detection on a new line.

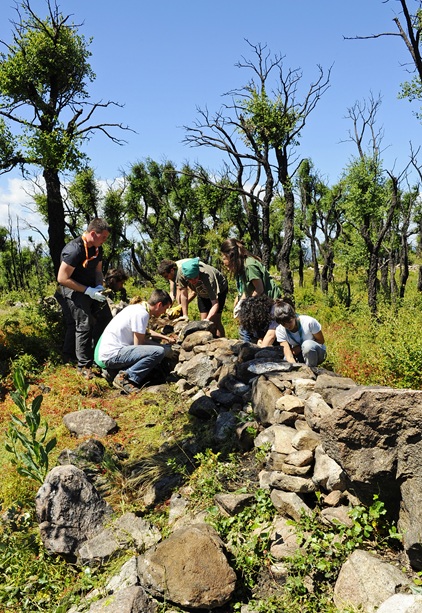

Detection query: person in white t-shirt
xmin=274 ymin=301 xmax=326 ymax=367
xmin=96 ymin=289 xmax=174 ymax=394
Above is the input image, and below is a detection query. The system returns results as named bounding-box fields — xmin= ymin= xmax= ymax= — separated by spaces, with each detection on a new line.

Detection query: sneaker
xmin=77 ymin=366 xmax=94 ymax=380
xmin=101 ymin=368 xmax=118 ymax=384
xmin=112 ymin=371 xmax=141 ymax=395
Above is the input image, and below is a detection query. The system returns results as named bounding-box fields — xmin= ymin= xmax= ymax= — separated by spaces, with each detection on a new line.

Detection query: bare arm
xmin=133 ymin=331 xmax=146 ymax=345
xmin=148 ymin=330 xmax=176 ymax=344
xmin=57 ymin=261 xmax=87 ymax=293
xmin=313 ymin=330 xmax=325 ymax=344
xmin=169 ymin=279 xmax=177 ymax=302
xmin=179 ymin=287 xmax=190 ymax=317
xmin=281 ymin=340 xmax=295 ymax=363
xmin=250 ymin=278 xmax=264 ymax=296
xmin=95 ymin=260 xmax=104 ymax=286
xmin=206 ymin=299 xmax=220 ymax=321
xmin=257 ymin=329 xmax=276 ymax=347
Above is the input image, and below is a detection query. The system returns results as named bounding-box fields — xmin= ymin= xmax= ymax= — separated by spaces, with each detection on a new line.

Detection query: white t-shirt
xmin=98 ymin=303 xmax=149 ymax=361
xmin=276 ymin=315 xmax=324 ymax=346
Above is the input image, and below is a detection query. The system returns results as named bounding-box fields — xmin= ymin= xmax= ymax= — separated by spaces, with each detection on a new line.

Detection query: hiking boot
xmin=77 ymin=366 xmax=94 ymax=380
xmin=112 ymin=371 xmax=141 ymax=395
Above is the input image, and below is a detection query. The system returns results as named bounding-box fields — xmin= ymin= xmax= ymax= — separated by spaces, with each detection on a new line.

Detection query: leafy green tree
xmin=0 ymin=0 xmax=127 ymax=274
xmin=124 ymin=159 xmax=240 ymax=272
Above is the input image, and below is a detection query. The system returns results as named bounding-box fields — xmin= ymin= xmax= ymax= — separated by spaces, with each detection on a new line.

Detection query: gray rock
xmin=175 ymin=353 xmax=216 ymax=387
xmin=178 ymin=319 xmax=216 ymax=340
xmin=303 ymin=392 xmax=333 ymax=431
xmin=189 ymin=393 xmax=217 ymax=419
xmin=246 ymin=359 xmax=293 ymax=375
xmin=214 ymin=411 xmax=237 ymax=442
xmin=63 ymin=409 xmax=118 ymax=437
xmin=334 ymin=549 xmax=411 ymax=612
xmin=113 ymin=513 xmax=161 ymax=550
xmin=312 ymin=445 xmax=347 ymax=492
xmin=261 ymin=470 xmax=316 ymax=493
xmin=215 ymin=492 xmax=254 ymax=515
xmin=270 ymin=516 xmax=299 ymax=559
xmin=377 ymin=594 xmax=422 ymax=612
xmin=35 ymin=465 xmax=112 ymax=559
xmin=252 ymin=377 xmax=284 ymax=425
xmin=181 ymin=330 xmax=214 ymax=351
xmin=88 ymin=585 xmax=157 ymax=613
xmin=270 ymin=489 xmax=312 ymax=521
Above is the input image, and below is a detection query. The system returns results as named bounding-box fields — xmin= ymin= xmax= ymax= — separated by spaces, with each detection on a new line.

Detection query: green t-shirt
xmin=236 ymin=257 xmax=281 ymax=299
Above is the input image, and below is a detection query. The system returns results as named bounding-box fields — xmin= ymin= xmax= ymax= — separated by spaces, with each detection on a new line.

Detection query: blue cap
xmin=182 ymin=257 xmax=200 ymax=279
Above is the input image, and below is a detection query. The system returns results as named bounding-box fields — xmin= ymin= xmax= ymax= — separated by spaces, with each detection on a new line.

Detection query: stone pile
xmin=33 ymin=320 xmax=422 ymax=613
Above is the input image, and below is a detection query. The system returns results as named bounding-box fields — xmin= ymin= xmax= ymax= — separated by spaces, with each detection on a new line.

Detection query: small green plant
xmin=283 ymin=494 xmax=401 ymax=610
xmin=188 ymin=450 xmax=240 ymax=507
xmin=5 ymin=367 xmax=57 ymax=484
xmin=208 ymin=488 xmax=276 ymax=589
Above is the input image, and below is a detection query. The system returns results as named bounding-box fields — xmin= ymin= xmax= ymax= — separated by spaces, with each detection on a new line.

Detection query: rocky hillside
xmin=32 ymin=320 xmax=422 ymax=612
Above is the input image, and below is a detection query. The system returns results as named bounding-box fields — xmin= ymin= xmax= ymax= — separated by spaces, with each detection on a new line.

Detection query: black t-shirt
xmin=60 ymin=236 xmax=103 ymax=287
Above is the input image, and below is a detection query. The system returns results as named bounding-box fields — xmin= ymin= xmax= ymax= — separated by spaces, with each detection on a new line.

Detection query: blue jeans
xmin=301 ymin=340 xmax=326 ymax=367
xmin=104 ymin=344 xmax=166 ymax=386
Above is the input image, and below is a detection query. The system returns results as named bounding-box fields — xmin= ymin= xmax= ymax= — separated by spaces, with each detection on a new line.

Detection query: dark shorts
xmin=197 ymin=288 xmax=228 ymax=314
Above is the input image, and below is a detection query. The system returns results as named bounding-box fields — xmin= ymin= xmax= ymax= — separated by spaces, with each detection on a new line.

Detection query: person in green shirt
xmin=221 ymin=238 xmax=281 ymax=342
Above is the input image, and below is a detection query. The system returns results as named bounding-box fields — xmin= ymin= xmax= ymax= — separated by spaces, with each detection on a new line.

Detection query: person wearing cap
xmin=161 ymin=257 xmax=228 ymax=337
xmin=157 ymin=258 xmax=196 ymax=306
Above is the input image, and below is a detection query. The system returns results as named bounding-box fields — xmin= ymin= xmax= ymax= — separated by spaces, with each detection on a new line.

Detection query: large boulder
xmin=136 ymin=523 xmax=236 ymax=609
xmin=35 ymin=465 xmax=112 ymax=560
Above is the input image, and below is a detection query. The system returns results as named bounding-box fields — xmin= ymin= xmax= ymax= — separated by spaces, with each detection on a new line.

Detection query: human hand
xmin=84 ymin=285 xmax=107 ymax=302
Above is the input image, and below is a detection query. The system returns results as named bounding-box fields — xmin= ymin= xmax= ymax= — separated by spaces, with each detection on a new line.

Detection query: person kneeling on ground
xmin=95 ymin=289 xmax=175 ymax=394
xmin=274 ymin=300 xmax=326 ymax=368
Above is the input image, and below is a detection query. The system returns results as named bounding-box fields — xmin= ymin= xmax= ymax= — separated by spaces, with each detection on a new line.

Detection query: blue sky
xmin=0 ymin=0 xmax=420 ymax=236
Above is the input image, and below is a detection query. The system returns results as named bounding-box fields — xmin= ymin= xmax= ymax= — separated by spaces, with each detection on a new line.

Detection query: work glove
xmin=84 ymin=285 xmax=107 ymax=302
xmin=166 ymin=304 xmax=183 ymax=318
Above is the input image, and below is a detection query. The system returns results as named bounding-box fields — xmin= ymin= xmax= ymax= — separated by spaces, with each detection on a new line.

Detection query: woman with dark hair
xmin=221 ymin=238 xmax=281 ymax=341
xmin=237 ymin=295 xmax=278 ymax=346
xmin=238 ymin=297 xmax=326 ymax=367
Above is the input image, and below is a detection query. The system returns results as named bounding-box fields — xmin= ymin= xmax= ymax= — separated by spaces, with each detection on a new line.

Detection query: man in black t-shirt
xmin=57 ymin=218 xmax=113 ymax=379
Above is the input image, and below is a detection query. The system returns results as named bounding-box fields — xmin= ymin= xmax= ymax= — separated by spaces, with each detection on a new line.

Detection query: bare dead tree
xmin=184 ymin=41 xmax=331 ymax=295
xmin=344 ymin=1 xmax=422 ymax=89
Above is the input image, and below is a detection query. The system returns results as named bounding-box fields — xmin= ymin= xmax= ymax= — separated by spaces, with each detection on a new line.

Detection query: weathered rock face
xmin=136 ymin=523 xmax=236 ymax=609
xmin=319 ymin=387 xmax=422 ymax=517
xmin=35 ymin=465 xmax=112 ymax=560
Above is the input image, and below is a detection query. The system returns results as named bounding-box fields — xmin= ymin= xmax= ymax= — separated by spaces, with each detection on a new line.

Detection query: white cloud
xmin=0 ymin=175 xmax=47 ymax=242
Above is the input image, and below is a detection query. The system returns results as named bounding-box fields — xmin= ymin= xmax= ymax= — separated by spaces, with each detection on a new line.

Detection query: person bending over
xmin=237 ymin=295 xmax=279 ymax=346
xmin=220 ymin=238 xmax=281 ymax=341
xmin=95 ymin=289 xmax=174 ymax=394
xmin=159 ymin=257 xmax=228 ymax=337
xmin=274 ymin=301 xmax=326 ymax=367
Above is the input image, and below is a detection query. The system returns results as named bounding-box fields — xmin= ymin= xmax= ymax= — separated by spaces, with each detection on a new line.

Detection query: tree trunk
xmin=276 ymin=188 xmax=294 ymax=296
xmin=367 ymin=252 xmax=379 ymax=316
xmin=418 ymin=266 xmax=422 ymax=292
xmin=298 ymin=240 xmax=304 ymax=288
xmin=43 ymin=168 xmax=66 ymax=277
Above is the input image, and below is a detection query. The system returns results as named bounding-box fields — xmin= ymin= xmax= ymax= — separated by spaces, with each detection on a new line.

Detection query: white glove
xmin=84 ymin=285 xmax=106 ymax=302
